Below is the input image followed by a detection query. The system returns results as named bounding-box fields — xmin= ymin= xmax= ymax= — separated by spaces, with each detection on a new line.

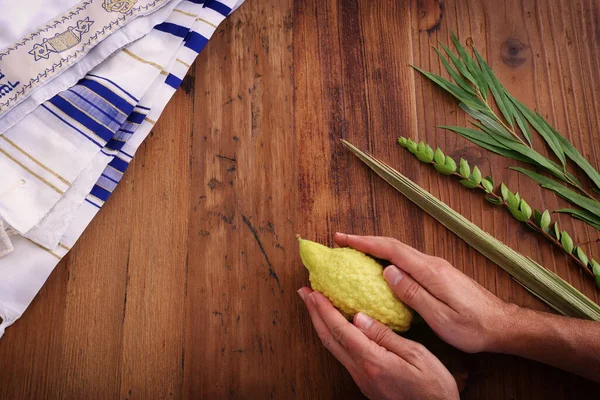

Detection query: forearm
xmin=491 ymin=305 xmax=600 ymax=382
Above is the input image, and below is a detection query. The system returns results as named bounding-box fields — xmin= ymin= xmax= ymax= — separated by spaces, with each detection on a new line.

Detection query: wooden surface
xmin=2 ymin=0 xmax=600 ymax=398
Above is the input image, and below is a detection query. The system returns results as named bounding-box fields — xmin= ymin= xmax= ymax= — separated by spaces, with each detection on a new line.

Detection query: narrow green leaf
xmin=461 ymin=104 xmax=514 ymax=139
xmin=472 ymin=166 xmax=482 ymax=184
xmin=576 ymin=247 xmax=589 ymax=267
xmin=440 ymin=125 xmax=531 ymax=163
xmin=541 ymin=117 xmax=600 ymax=190
xmin=509 ymin=97 xmax=533 ymax=146
xmin=561 ymin=232 xmax=574 ymax=254
xmin=439 ymin=41 xmax=477 ymax=86
xmin=481 ymin=179 xmax=493 ymax=193
xmin=473 ymin=48 xmax=514 ymax=127
xmin=459 ymin=158 xmax=470 ymax=178
xmin=540 ymin=210 xmax=552 ymax=229
xmin=434 ymin=47 xmax=477 ymax=95
xmin=450 ymin=32 xmax=488 ymax=98
xmin=434 ymin=148 xmax=445 ymax=165
xmin=512 ymin=167 xmax=600 ymax=219
xmin=509 ymin=95 xmax=566 ymax=166
xmin=520 ymin=199 xmax=533 ymax=219
xmin=555 ymin=208 xmax=600 ymax=230
xmin=412 ymin=65 xmax=484 ymax=108
xmin=460 ymin=179 xmax=480 ymax=189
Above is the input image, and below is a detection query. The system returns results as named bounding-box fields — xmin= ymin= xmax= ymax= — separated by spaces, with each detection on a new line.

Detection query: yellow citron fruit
xmin=298 ymin=236 xmax=412 ymax=332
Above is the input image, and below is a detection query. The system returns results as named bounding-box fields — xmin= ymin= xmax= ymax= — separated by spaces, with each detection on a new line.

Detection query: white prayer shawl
xmin=0 ymin=0 xmax=184 ymax=134
xmin=0 ymin=0 xmax=242 ymax=338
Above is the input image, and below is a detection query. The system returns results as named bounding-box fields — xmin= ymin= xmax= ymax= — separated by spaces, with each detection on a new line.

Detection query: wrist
xmin=485 ymin=302 xmax=528 ymax=354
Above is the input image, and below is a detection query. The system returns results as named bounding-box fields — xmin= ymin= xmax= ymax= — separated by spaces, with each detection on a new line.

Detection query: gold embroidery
xmin=196 ymin=17 xmax=217 ymax=29
xmin=102 ymin=0 xmax=138 ymax=14
xmin=173 ymin=9 xmax=198 ymax=18
xmin=176 ymin=58 xmax=191 ymax=68
xmin=144 ymin=117 xmax=156 ymax=125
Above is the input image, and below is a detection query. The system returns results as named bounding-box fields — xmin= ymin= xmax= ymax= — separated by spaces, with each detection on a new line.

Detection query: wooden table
xmin=2 ymin=0 xmax=600 ymax=398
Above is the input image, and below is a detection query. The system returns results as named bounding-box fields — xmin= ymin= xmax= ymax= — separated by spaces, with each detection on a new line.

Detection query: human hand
xmin=334 ymin=233 xmax=515 ymax=354
xmin=298 ymin=287 xmax=459 ymax=400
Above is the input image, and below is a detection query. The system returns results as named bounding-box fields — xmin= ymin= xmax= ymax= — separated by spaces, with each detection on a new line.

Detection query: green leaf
xmin=434 ymin=47 xmax=477 ymax=95
xmin=591 ymin=260 xmax=600 ymax=288
xmin=440 ymin=125 xmax=531 ymax=163
xmin=434 ymin=164 xmax=455 ymax=175
xmin=576 ymin=247 xmax=589 ymax=267
xmin=398 ymin=137 xmax=408 ymax=147
xmin=450 ymin=32 xmax=488 ymax=98
xmin=520 ymin=199 xmax=533 ymax=219
xmin=554 ymin=222 xmax=561 ymax=241
xmin=540 ymin=210 xmax=552 ymax=229
xmin=472 ymin=166 xmax=482 ymax=184
xmin=507 ymin=191 xmax=519 ymax=209
xmin=434 ymin=148 xmax=445 ymax=165
xmin=486 ymin=196 xmax=503 ymax=205
xmin=500 ymin=183 xmax=510 ymax=200
xmin=460 ymin=179 xmax=480 ymax=189
xmin=541 ymin=117 xmax=600 ymax=190
xmin=445 ymin=156 xmax=457 ymax=171
xmin=459 ymin=158 xmax=470 ymax=178
xmin=509 ymin=98 xmax=533 ymax=146
xmin=460 ymin=104 xmax=514 ymax=139
xmin=509 ymin=96 xmax=566 ymax=166
xmin=561 ymin=232 xmax=574 ymax=254
xmin=481 ymin=178 xmax=493 ymax=193
xmin=416 ymin=144 xmax=434 ymax=163
xmin=509 ymin=207 xmax=530 ymax=222
xmin=512 ymin=167 xmax=600 ymax=219
xmin=473 ymin=48 xmax=514 ymax=127
xmin=554 ymin=208 xmax=600 ymax=230
xmin=534 ymin=209 xmax=543 ymax=226
xmin=439 ymin=41 xmax=478 ymax=87
xmin=412 ymin=65 xmax=484 ymax=108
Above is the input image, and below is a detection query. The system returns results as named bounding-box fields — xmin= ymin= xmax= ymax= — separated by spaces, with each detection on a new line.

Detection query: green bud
xmin=444 ymin=156 xmax=457 ymax=172
xmin=416 ymin=145 xmax=434 ymax=163
xmin=406 ymin=139 xmax=418 ymax=154
xmin=459 ymin=158 xmax=470 ymax=178
xmin=576 ymin=247 xmax=589 ymax=266
xmin=591 ymin=260 xmax=600 ymax=289
xmin=481 ymin=179 xmax=493 ymax=193
xmin=500 ymin=183 xmax=510 ymax=201
xmin=509 ymin=207 xmax=529 ymax=222
xmin=460 ymin=179 xmax=480 ymax=189
xmin=434 ymin=163 xmax=455 ymax=175
xmin=540 ymin=210 xmax=551 ymax=230
xmin=519 ymin=199 xmax=532 ymax=219
xmin=472 ymin=166 xmax=482 ymax=184
xmin=507 ymin=191 xmax=519 ymax=209
xmin=398 ymin=137 xmax=408 ymax=147
xmin=434 ymin=148 xmax=445 ymax=165
xmin=417 ymin=141 xmax=426 ymax=153
xmin=553 ymin=222 xmax=561 ymax=241
xmin=561 ymin=231 xmax=574 ymax=253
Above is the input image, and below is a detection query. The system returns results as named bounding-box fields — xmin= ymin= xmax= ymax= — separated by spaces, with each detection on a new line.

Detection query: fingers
xmin=353 ymin=312 xmax=432 ymax=369
xmin=383 ymin=264 xmax=456 ymax=319
xmin=298 ymin=287 xmax=356 ymax=369
xmin=309 ymin=291 xmax=377 ymax=363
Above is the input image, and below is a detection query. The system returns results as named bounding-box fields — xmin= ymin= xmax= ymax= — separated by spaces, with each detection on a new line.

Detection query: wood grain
xmin=1 ymin=0 xmax=600 ymax=398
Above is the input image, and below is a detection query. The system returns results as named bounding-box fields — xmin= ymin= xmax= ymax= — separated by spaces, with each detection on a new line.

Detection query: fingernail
xmin=384 ymin=265 xmax=403 ymax=286
xmin=309 ymin=292 xmax=317 ymax=305
xmin=355 ymin=312 xmax=373 ymax=330
xmin=297 ymin=289 xmax=305 ymax=301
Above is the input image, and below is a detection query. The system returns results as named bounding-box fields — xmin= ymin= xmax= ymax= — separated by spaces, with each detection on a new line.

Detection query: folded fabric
xmin=0 ymin=0 xmax=183 ymax=133
xmin=0 ymin=0 xmax=243 ymax=338
xmin=0 ymin=1 xmax=201 ymax=235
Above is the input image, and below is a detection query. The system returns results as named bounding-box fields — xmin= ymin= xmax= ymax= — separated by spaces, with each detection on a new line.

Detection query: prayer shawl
xmin=0 ymin=0 xmax=243 ymax=338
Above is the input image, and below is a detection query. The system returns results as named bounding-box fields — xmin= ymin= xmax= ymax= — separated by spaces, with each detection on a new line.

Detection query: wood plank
xmin=1 ymin=0 xmax=600 ymax=398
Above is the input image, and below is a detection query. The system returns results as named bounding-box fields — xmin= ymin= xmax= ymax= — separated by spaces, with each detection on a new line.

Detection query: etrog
xmin=298 ymin=236 xmax=412 ymax=332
